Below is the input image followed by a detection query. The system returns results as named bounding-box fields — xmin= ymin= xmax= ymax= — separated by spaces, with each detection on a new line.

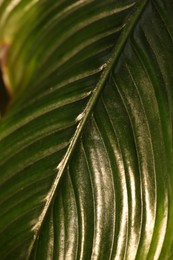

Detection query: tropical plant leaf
xmin=0 ymin=0 xmax=173 ymax=259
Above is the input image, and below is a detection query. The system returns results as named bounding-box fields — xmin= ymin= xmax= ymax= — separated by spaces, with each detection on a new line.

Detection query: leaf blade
xmin=1 ymin=0 xmax=173 ymax=259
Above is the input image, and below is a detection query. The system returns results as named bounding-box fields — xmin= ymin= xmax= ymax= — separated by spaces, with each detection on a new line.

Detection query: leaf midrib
xmin=27 ymin=0 xmax=148 ymax=257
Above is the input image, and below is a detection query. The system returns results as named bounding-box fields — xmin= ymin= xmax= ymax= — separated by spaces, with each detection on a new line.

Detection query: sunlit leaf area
xmin=0 ymin=0 xmax=173 ymax=259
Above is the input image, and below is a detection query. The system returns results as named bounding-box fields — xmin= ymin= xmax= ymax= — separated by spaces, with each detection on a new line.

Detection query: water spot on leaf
xmin=75 ymin=111 xmax=86 ymax=122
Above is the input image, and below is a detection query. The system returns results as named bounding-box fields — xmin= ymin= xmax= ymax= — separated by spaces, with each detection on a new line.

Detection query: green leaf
xmin=0 ymin=0 xmax=173 ymax=259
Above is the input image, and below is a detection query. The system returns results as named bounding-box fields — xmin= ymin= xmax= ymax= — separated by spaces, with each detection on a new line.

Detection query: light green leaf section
xmin=0 ymin=0 xmax=173 ymax=259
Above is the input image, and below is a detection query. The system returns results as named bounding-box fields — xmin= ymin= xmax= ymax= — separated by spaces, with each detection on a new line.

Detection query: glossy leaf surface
xmin=0 ymin=0 xmax=173 ymax=259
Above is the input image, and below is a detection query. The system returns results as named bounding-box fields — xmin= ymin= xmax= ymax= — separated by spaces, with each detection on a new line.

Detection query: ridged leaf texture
xmin=0 ymin=0 xmax=173 ymax=259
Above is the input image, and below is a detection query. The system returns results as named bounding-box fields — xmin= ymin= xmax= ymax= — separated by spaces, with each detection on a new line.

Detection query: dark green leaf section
xmin=0 ymin=0 xmax=173 ymax=259
xmin=25 ymin=1 xmax=173 ymax=259
xmin=0 ymin=1 xmax=136 ymax=259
